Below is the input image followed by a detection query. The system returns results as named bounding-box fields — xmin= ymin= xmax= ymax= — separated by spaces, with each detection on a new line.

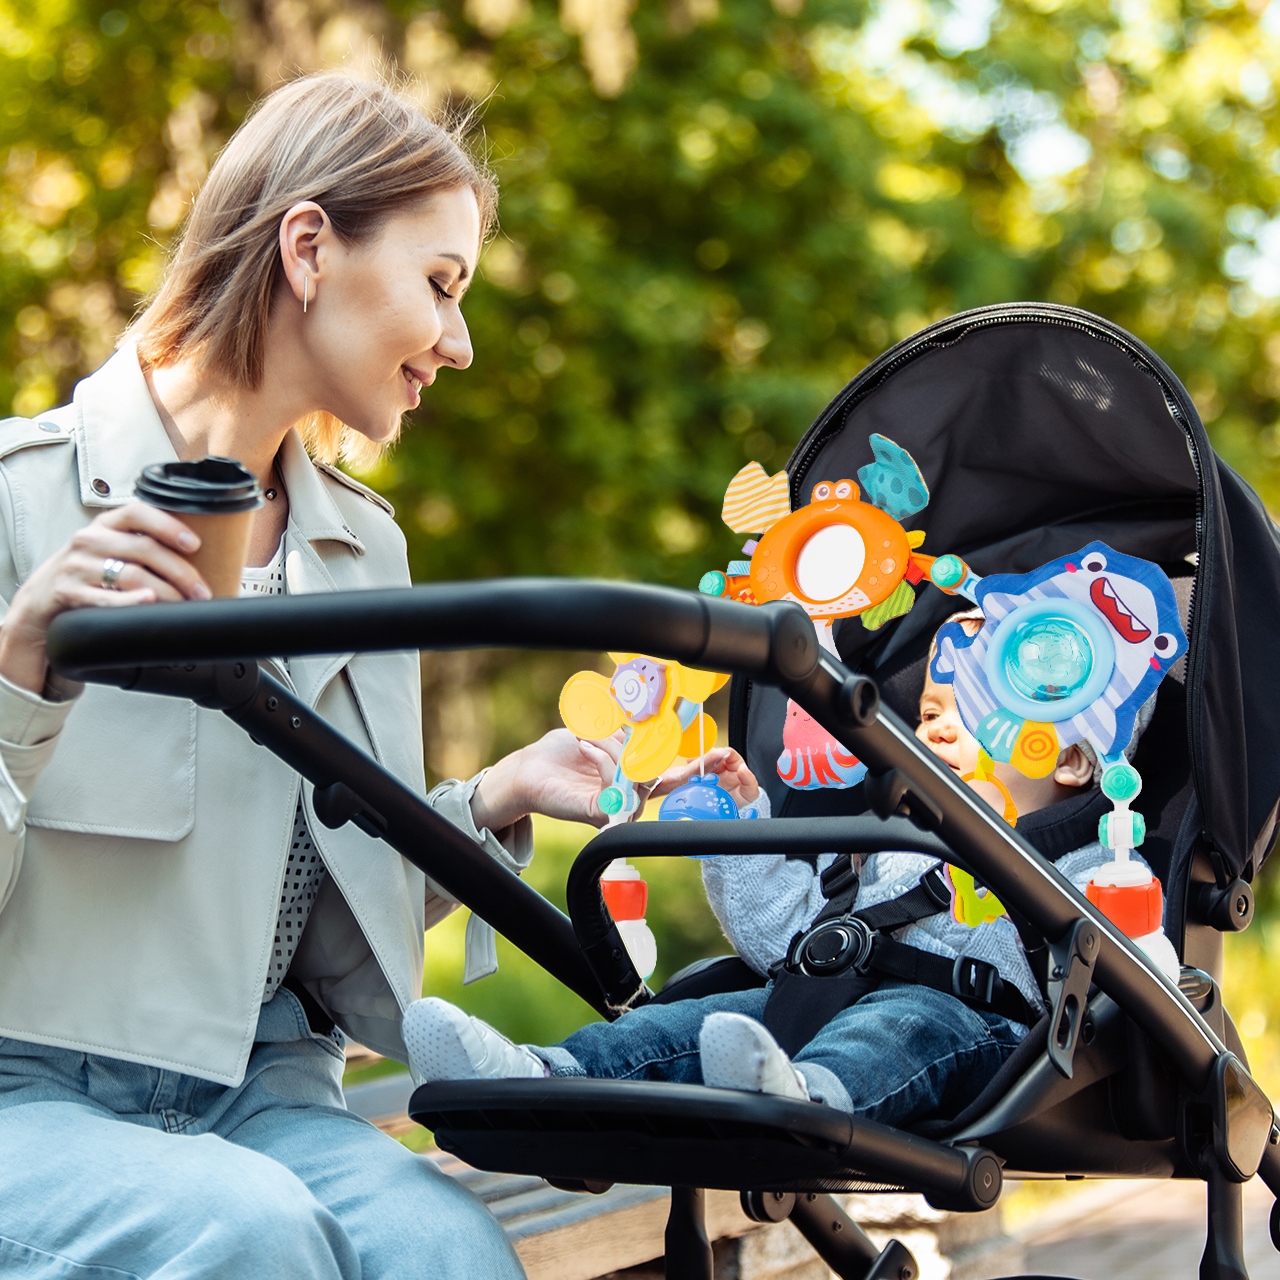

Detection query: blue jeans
xmin=538 ymin=981 xmax=1023 ymax=1128
xmin=0 ymin=989 xmax=524 ymax=1279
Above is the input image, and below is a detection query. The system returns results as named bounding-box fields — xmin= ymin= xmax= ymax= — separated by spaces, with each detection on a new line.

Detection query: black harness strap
xmin=761 ymin=855 xmax=1036 ymax=1055
xmin=762 ymin=854 xmax=871 ymax=1055
xmin=815 ymin=854 xmax=860 ymax=915
xmin=853 ymin=869 xmax=952 ymax=932
xmin=864 ymin=935 xmax=1036 ymax=1026
xmin=763 ymin=968 xmax=878 ymax=1056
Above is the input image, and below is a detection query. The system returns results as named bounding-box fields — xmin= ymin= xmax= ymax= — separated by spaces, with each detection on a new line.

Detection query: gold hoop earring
xmin=303 ymin=276 xmax=309 ymax=313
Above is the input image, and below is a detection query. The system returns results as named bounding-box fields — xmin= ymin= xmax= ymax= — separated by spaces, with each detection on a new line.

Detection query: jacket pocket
xmin=25 ymin=685 xmax=196 ymax=841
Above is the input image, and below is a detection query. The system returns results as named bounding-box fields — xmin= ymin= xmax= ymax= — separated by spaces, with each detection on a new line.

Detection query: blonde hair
xmin=130 ymin=73 xmax=497 ymax=468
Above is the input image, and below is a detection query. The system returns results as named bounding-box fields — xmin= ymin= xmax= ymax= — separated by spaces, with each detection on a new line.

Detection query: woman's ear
xmin=278 ymin=201 xmax=329 ymax=306
xmin=1053 ymin=743 xmax=1095 ymax=790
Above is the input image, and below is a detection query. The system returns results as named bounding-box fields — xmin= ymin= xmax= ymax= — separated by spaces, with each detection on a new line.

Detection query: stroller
xmin=46 ymin=303 xmax=1280 ymax=1280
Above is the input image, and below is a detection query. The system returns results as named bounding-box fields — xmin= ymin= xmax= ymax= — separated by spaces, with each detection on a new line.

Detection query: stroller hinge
xmin=864 ymin=768 xmax=943 ymax=832
xmin=1046 ymin=917 xmax=1101 ymax=1079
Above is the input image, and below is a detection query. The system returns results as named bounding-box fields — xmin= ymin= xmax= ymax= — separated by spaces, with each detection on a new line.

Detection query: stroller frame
xmin=47 ymin=571 xmax=1280 ymax=1280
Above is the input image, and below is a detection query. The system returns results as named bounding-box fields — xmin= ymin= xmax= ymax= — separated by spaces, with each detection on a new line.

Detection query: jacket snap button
xmin=91 ymin=478 xmax=110 ymax=496
xmin=37 ymin=421 xmax=59 ymax=433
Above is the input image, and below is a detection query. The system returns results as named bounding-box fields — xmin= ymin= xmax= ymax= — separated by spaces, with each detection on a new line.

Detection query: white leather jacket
xmin=0 ymin=347 xmax=528 ymax=1085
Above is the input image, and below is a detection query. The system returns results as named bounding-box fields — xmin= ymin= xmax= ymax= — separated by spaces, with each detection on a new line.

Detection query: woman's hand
xmin=0 ymin=502 xmax=212 ymax=695
xmin=470 ymin=729 xmax=626 ymax=832
xmin=470 ymin=735 xmax=763 ymax=834
xmin=650 ymin=747 xmax=760 ymax=807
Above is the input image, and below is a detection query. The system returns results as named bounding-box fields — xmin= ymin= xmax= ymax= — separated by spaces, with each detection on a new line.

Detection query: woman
xmin=0 ymin=73 xmax=619 ymax=1279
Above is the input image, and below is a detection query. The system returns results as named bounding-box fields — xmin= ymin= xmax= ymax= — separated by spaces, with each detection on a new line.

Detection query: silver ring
xmin=100 ymin=558 xmax=126 ymax=590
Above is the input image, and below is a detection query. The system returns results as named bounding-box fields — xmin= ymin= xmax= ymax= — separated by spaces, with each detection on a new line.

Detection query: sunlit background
xmin=3 ymin=0 xmax=1280 ymax=1073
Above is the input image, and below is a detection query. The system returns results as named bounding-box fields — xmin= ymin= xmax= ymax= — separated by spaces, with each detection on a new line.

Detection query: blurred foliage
xmin=7 ymin=0 xmax=1280 ymax=777
xmin=1224 ymin=929 xmax=1280 ymax=1096
xmin=6 ymin=0 xmax=1280 ymax=579
xmin=8 ymin=0 xmax=1280 ymax=1044
xmin=0 ymin=0 xmax=236 ymax=416
xmin=377 ymin=0 xmax=1280 ymax=586
xmin=1223 ymin=864 xmax=1280 ymax=1097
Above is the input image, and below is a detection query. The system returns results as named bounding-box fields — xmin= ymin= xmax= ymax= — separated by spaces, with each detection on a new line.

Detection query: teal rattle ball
xmin=931 ymin=555 xmax=965 ymax=590
xmin=597 ymin=786 xmax=626 ymax=816
xmin=1101 ymin=762 xmax=1142 ymax=804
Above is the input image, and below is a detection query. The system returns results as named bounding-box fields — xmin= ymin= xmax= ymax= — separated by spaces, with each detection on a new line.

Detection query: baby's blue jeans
xmin=0 ymin=988 xmax=524 ymax=1279
xmin=538 ymin=981 xmax=1023 ymax=1127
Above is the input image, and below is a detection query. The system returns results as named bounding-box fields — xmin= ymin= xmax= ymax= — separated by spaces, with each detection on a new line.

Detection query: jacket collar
xmin=73 ymin=345 xmax=177 ymax=509
xmin=277 ymin=429 xmax=364 ymax=556
xmin=72 ymin=345 xmax=364 ymax=557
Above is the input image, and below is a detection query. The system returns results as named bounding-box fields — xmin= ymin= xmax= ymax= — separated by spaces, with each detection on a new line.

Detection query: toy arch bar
xmin=44 ymin=578 xmax=1280 ymax=1194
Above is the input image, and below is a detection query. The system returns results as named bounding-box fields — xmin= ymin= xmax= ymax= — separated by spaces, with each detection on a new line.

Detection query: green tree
xmin=0 ymin=0 xmax=239 ymax=416
xmin=4 ymin=0 xmax=1280 ymax=767
xmin=368 ymin=0 xmax=1280 ymax=599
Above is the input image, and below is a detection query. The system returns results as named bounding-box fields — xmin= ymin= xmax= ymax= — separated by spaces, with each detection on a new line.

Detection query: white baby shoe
xmin=699 ymin=1012 xmax=809 ymax=1102
xmin=403 ymin=997 xmax=546 ymax=1082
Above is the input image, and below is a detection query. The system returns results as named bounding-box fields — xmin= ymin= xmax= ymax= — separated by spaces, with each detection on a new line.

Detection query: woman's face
xmin=300 ymin=186 xmax=481 ymax=443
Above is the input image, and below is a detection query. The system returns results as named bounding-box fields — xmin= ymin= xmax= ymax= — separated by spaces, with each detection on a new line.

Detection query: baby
xmin=405 ymin=625 xmax=1155 ymax=1128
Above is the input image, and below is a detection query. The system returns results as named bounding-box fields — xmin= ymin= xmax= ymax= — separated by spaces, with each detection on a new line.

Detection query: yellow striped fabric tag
xmin=721 ymin=462 xmax=791 ymax=533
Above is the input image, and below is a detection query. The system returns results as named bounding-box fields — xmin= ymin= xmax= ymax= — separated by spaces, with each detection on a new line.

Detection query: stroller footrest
xmin=410 ymin=1078 xmax=1002 ymax=1211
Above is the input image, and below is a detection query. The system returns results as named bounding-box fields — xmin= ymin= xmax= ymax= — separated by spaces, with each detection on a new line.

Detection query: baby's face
xmin=916 ymin=672 xmax=1087 ymax=818
xmin=916 ymin=675 xmax=980 ymax=776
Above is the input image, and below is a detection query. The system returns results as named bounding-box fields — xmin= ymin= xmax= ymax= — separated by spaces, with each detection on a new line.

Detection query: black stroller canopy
xmin=738 ymin=303 xmax=1280 ymax=887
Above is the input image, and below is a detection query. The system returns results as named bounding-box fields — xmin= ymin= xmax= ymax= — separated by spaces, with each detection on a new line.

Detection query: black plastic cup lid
xmin=134 ymin=457 xmax=264 ymax=514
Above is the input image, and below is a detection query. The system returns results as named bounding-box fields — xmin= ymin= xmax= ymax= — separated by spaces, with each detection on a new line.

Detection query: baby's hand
xmin=650 ymin=747 xmax=760 ymax=807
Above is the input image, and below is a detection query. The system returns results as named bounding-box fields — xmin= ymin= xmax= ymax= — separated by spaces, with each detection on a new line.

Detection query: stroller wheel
xmin=1270 ymin=1196 xmax=1280 ymax=1252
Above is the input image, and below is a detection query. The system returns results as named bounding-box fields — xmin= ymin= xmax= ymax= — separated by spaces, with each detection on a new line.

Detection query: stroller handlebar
xmin=45 ymin=579 xmax=1275 ymax=1188
xmin=45 ymin=580 xmax=819 ymax=686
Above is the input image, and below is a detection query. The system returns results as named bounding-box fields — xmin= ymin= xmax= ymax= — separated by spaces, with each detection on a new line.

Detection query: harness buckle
xmin=787 ymin=915 xmax=875 ymax=979
xmin=952 ymin=955 xmax=998 ymax=1007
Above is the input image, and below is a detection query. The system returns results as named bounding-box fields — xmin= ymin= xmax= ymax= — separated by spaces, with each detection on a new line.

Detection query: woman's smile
xmin=402 ymin=362 xmax=431 ymax=407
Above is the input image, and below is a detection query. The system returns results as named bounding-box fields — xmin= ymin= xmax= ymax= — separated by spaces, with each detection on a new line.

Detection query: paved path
xmin=1025 ymin=1176 xmax=1280 ymax=1279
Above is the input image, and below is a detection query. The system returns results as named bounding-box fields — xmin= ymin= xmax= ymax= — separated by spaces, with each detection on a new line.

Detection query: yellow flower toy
xmin=560 ymin=654 xmax=728 ymax=817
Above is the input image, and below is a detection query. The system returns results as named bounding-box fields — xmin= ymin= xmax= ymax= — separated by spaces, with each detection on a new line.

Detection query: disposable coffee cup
xmin=134 ymin=457 xmax=264 ymax=598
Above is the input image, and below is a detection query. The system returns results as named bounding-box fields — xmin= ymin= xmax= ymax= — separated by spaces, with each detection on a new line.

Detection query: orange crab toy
xmin=748 ymin=477 xmax=932 ymax=628
xmin=713 ymin=435 xmax=936 ymax=648
xmin=705 ymin=434 xmax=937 ymax=794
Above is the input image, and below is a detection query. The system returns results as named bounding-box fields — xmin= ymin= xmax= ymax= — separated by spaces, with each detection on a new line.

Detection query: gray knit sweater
xmin=701 ymin=814 xmax=1138 ymax=1020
